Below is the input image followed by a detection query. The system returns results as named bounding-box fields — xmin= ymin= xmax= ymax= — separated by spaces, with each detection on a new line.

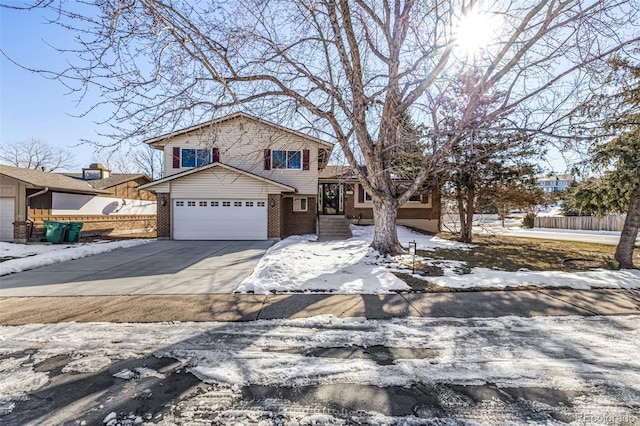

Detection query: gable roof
xmin=0 ymin=165 xmax=109 ymax=195
xmin=144 ymin=112 xmax=334 ymax=149
xmin=138 ymin=162 xmax=297 ymax=192
xmin=62 ymin=173 xmax=152 ymax=189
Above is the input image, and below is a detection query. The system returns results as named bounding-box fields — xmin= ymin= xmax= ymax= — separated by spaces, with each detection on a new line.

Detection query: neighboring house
xmin=138 ymin=112 xmax=440 ymax=240
xmin=318 ymin=166 xmax=440 ymax=233
xmin=538 ymin=174 xmax=574 ymax=194
xmin=0 ymin=163 xmax=156 ymax=242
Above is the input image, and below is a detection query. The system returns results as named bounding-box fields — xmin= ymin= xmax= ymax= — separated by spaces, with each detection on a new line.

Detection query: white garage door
xmin=173 ymin=199 xmax=268 ymax=240
xmin=0 ymin=198 xmax=15 ymax=241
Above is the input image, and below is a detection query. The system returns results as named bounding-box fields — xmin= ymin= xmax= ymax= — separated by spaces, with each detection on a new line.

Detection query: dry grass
xmin=425 ymin=234 xmax=626 ymax=272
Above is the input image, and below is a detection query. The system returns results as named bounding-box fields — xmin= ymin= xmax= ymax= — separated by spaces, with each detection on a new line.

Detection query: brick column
xmin=13 ymin=221 xmax=29 ymax=243
xmin=267 ymin=194 xmax=281 ymax=239
xmin=157 ymin=193 xmax=171 ymax=239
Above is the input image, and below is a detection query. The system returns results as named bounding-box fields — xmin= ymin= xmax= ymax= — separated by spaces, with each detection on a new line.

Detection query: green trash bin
xmin=64 ymin=222 xmax=84 ymax=243
xmin=43 ymin=221 xmax=68 ymax=244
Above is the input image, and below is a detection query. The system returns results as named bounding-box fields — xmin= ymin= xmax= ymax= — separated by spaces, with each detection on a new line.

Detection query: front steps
xmin=318 ymin=215 xmax=352 ymax=240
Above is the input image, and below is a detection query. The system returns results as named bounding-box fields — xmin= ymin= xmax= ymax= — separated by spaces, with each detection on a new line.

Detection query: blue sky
xmin=1 ymin=5 xmax=104 ymax=171
xmin=1 ymin=4 xmax=569 ymax=174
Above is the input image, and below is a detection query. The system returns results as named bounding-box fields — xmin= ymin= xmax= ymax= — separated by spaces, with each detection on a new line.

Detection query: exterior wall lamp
xmin=160 ymin=196 xmax=167 ymax=207
xmin=269 ymin=198 xmax=276 ymax=207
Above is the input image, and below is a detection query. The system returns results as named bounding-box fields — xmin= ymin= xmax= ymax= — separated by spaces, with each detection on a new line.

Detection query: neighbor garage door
xmin=173 ymin=199 xmax=268 ymax=240
xmin=0 ymin=198 xmax=15 ymax=241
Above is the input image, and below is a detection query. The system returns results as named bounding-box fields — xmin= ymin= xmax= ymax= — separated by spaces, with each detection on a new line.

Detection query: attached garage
xmin=139 ymin=163 xmax=297 ymax=240
xmin=0 ymin=198 xmax=15 ymax=241
xmin=173 ymin=199 xmax=267 ymax=240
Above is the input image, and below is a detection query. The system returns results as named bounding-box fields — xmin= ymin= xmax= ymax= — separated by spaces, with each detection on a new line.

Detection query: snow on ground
xmin=0 ymin=240 xmax=152 ymax=276
xmin=0 ymin=316 xmax=638 ymax=419
xmin=236 ymin=226 xmax=471 ymax=294
xmin=238 ymin=225 xmax=640 ymax=293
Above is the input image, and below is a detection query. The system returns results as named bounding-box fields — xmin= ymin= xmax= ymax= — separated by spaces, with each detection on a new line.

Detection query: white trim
xmin=293 ymin=197 xmax=308 ymax=212
xmin=145 ymin=112 xmax=333 ymax=148
xmin=355 ymin=184 xmax=432 ymax=209
xmin=139 ymin=162 xmax=296 ymax=192
xmin=181 ymin=147 xmax=212 ymax=168
xmin=272 ymin=149 xmax=303 ymax=170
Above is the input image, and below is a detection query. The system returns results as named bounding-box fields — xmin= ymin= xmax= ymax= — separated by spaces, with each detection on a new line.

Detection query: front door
xmin=320 ymin=183 xmax=341 ymax=215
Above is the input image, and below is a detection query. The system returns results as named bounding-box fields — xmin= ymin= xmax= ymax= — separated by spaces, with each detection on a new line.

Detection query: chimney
xmin=82 ymin=163 xmax=112 ymax=180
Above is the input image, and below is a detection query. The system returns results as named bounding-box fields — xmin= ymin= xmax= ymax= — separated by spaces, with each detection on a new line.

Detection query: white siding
xmin=52 ymin=192 xmax=156 ymax=216
xmin=161 ymin=116 xmax=320 ymax=194
xmin=170 ymin=167 xmax=284 ymax=199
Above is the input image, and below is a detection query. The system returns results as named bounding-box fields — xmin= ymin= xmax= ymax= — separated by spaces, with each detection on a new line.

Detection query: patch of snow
xmin=415 ymin=267 xmax=640 ymax=290
xmin=61 ymin=355 xmax=112 ymax=373
xmin=0 ymin=239 xmax=152 ymax=276
xmin=1 ymin=317 xmax=638 ymax=391
xmin=103 ymin=411 xmax=117 ymax=424
xmin=237 ymin=226 xmax=472 ymax=294
xmin=135 ymin=367 xmax=165 ymax=379
xmin=238 ymin=225 xmax=639 ymax=293
xmin=113 ymin=369 xmax=136 ymax=380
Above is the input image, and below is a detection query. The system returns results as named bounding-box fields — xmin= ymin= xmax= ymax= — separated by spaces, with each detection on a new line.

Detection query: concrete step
xmin=318 ymin=216 xmax=352 ymax=238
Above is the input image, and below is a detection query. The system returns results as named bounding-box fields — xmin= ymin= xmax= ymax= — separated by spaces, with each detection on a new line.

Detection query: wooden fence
xmin=534 ymin=215 xmax=626 ymax=231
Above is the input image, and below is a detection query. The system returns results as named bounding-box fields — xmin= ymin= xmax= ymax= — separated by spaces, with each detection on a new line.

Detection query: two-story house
xmin=139 ymin=112 xmax=333 ymax=240
xmin=140 ymin=112 xmax=441 ymax=240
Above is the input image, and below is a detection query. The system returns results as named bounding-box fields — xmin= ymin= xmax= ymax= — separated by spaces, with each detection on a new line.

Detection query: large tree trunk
xmin=615 ymin=184 xmax=640 ymax=269
xmin=371 ymin=198 xmax=404 ymax=254
xmin=460 ymin=186 xmax=475 ymax=243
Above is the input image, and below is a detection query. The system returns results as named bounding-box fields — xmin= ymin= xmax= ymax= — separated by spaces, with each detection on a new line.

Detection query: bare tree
xmin=93 ymin=145 xmax=163 ymax=179
xmin=0 ymin=138 xmax=76 ymax=172
xmin=5 ymin=0 xmax=639 ymax=253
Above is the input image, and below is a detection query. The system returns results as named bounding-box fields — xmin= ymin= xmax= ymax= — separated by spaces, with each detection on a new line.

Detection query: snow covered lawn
xmin=236 ymin=226 xmax=470 ymax=294
xmin=0 ymin=240 xmax=152 ymax=276
xmin=237 ymin=226 xmax=640 ymax=294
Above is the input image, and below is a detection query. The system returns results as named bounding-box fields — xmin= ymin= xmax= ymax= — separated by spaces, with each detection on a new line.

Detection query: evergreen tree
xmin=566 ymin=59 xmax=640 ymax=268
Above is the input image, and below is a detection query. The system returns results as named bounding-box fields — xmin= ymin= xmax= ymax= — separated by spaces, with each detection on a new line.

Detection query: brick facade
xmin=13 ymin=221 xmax=29 ymax=243
xmin=267 ymin=194 xmax=281 ymax=239
xmin=318 ymin=182 xmax=441 ymax=233
xmin=282 ymin=196 xmax=317 ymax=238
xmin=157 ymin=193 xmax=171 ymax=239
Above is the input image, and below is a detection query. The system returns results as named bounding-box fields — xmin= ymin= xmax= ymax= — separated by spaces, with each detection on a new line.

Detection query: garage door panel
xmin=173 ymin=199 xmax=267 ymax=240
xmin=0 ymin=198 xmax=15 ymax=241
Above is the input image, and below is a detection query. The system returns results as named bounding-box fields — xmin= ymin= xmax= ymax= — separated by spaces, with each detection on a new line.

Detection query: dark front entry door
xmin=321 ymin=183 xmax=340 ymax=215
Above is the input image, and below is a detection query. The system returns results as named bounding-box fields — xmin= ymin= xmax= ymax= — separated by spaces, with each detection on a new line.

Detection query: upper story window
xmin=272 ymin=150 xmax=302 ymax=169
xmin=182 ymin=148 xmax=211 ymax=168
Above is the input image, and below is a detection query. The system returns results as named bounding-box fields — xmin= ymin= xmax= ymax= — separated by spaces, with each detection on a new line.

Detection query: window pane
xmin=287 ymin=151 xmax=301 ymax=169
xmin=182 ymin=149 xmax=196 ymax=168
xmin=272 ymin=150 xmax=286 ymax=169
xmin=195 ymin=149 xmax=211 ymax=167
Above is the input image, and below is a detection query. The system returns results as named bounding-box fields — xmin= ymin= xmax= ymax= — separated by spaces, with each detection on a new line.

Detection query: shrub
xmin=600 ymin=256 xmax=620 ymax=270
xmin=522 ymin=213 xmax=536 ymax=228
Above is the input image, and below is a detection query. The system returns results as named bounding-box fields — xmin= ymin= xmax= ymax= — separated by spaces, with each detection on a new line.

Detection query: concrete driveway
xmin=0 ymin=240 xmax=273 ymax=296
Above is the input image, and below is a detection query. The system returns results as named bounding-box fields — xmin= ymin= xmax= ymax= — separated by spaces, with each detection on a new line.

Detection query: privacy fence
xmin=534 ymin=215 xmax=626 ymax=232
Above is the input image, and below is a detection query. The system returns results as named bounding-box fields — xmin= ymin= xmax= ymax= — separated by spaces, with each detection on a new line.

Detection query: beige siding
xmin=0 ymin=176 xmax=25 ymax=221
xmin=170 ymin=167 xmax=282 ymax=199
xmin=162 ymin=116 xmax=319 ymax=194
xmin=150 ymin=183 xmax=171 ymax=192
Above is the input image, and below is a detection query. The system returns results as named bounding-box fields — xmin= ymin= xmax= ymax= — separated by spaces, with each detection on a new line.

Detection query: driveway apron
xmin=0 ymin=240 xmax=272 ymax=296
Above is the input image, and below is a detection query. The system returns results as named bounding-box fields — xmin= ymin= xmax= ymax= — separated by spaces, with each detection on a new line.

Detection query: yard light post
xmin=409 ymin=240 xmax=417 ymax=274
